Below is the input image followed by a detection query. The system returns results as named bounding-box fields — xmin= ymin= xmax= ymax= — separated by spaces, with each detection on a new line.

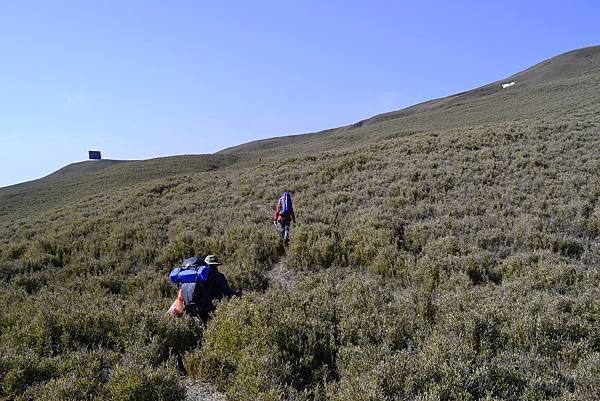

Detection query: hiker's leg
xmin=283 ymin=220 xmax=290 ymax=243
xmin=175 ymin=353 xmax=188 ymax=377
xmin=279 ymin=220 xmax=285 ymax=240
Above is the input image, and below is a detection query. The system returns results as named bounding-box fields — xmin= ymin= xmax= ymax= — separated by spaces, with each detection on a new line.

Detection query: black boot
xmin=175 ymin=354 xmax=188 ymax=377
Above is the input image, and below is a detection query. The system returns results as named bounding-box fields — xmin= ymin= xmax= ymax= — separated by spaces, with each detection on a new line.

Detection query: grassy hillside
xmin=0 ymin=154 xmax=238 ymax=223
xmin=1 ymin=46 xmax=600 ymax=400
xmin=220 ymin=46 xmax=600 ymax=158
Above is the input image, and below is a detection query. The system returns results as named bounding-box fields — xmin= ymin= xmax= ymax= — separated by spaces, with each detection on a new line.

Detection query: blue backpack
xmin=169 ymin=256 xmax=209 ymax=283
xmin=280 ymin=192 xmax=293 ymax=216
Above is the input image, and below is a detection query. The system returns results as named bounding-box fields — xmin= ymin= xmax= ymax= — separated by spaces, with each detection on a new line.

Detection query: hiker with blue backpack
xmin=168 ymin=254 xmax=240 ymax=376
xmin=273 ymin=191 xmax=296 ymax=245
xmin=169 ymin=254 xmax=240 ymax=322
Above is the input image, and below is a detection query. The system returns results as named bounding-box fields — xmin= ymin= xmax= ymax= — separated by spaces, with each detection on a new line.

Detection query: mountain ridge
xmin=219 ymin=45 xmax=600 ymax=155
xmin=1 ymin=45 xmax=598 ymax=219
xmin=0 ymin=154 xmax=238 ymax=221
xmin=3 ymin=45 xmax=598 ymax=190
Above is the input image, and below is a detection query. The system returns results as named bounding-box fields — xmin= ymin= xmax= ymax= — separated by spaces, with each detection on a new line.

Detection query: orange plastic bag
xmin=167 ymin=288 xmax=185 ymax=318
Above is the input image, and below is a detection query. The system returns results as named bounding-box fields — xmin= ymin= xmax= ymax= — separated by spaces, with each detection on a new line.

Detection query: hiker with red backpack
xmin=273 ymin=191 xmax=296 ymax=244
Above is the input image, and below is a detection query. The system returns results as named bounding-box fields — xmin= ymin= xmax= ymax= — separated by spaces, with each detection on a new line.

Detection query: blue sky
xmin=0 ymin=1 xmax=598 ymax=187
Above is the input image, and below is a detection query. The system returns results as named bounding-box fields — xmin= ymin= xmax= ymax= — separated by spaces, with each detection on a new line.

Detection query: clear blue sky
xmin=0 ymin=1 xmax=598 ymax=187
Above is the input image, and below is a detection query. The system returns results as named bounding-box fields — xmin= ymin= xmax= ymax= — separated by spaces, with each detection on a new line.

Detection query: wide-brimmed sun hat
xmin=204 ymin=255 xmax=222 ymax=266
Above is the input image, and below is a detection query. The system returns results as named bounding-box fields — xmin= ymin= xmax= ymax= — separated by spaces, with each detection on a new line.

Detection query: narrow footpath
xmin=184 ymin=255 xmax=298 ymax=400
xmin=184 ymin=378 xmax=227 ymax=401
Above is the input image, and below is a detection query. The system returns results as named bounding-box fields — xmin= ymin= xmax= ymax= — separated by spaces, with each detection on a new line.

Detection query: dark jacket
xmin=181 ymin=266 xmax=238 ymax=321
xmin=210 ymin=266 xmax=236 ymax=298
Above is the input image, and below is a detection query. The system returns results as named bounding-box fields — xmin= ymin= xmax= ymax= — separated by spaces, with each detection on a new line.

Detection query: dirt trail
xmin=184 ymin=378 xmax=228 ymax=401
xmin=183 ymin=257 xmax=297 ymax=401
xmin=266 ymin=256 xmax=301 ymax=292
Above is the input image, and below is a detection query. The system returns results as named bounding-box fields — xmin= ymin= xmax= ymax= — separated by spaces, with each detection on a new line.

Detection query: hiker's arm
xmin=273 ymin=201 xmax=280 ymax=222
xmin=216 ymin=273 xmax=236 ymax=297
xmin=291 ymin=211 xmax=296 ymax=223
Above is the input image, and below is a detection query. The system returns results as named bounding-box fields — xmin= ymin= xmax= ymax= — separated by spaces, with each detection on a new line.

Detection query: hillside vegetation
xmin=0 ymin=154 xmax=238 ymax=222
xmin=1 ymin=46 xmax=600 ymax=401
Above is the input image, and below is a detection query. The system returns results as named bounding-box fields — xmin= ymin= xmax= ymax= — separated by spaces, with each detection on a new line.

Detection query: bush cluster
xmin=1 ymin=118 xmax=600 ymax=399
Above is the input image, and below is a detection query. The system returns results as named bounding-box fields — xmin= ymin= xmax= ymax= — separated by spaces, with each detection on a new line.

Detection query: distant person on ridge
xmin=273 ymin=192 xmax=296 ymax=244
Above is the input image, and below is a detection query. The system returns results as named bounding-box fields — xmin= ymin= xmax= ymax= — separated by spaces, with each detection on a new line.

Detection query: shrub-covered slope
xmin=0 ymin=154 xmax=238 ymax=223
xmin=1 ymin=46 xmax=600 ymax=400
xmin=220 ymin=46 xmax=600 ymax=159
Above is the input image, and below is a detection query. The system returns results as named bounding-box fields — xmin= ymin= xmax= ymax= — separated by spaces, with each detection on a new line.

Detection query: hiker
xmin=179 ymin=254 xmax=239 ymax=322
xmin=169 ymin=254 xmax=239 ymax=376
xmin=273 ymin=191 xmax=296 ymax=244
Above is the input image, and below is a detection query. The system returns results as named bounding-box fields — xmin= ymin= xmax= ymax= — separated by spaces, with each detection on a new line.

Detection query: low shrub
xmin=286 ymin=223 xmax=342 ymax=270
xmin=107 ymin=360 xmax=185 ymax=401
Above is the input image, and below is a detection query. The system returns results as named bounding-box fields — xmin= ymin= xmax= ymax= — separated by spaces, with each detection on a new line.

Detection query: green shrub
xmin=0 ymin=351 xmax=58 ymax=398
xmin=286 ymin=223 xmax=341 ymax=270
xmin=189 ymin=278 xmax=339 ymax=401
xmin=107 ymin=361 xmax=185 ymax=401
xmin=500 ymin=253 xmax=539 ymax=280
